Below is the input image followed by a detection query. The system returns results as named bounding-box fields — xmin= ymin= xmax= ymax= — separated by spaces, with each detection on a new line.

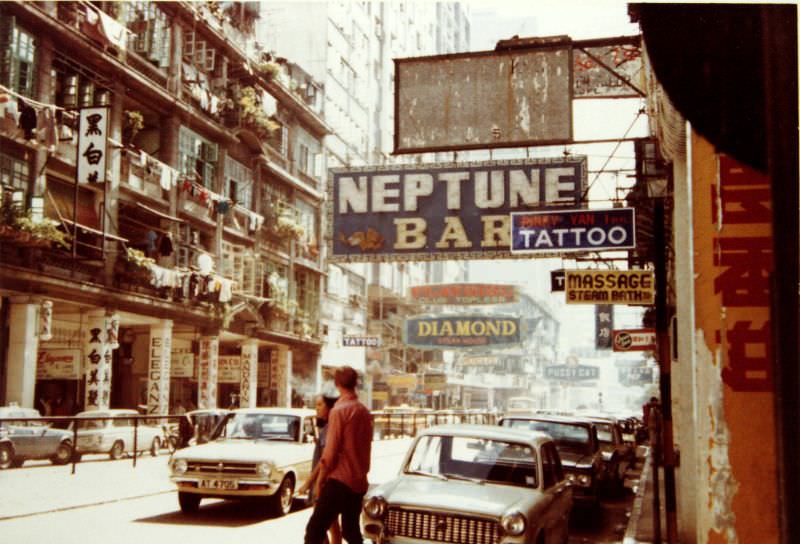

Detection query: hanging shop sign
xmin=612 ymin=328 xmax=657 ymax=352
xmin=573 ymin=38 xmax=644 ymax=99
xmin=409 ymin=283 xmax=518 ymax=305
xmin=386 ymin=373 xmax=417 ymax=392
xmin=329 ymin=157 xmax=587 ymax=263
xmin=423 ymin=373 xmax=448 ymax=392
xmin=37 ymin=349 xmax=81 ymax=380
xmin=343 ymin=335 xmax=381 ymax=348
xmin=76 ymin=106 xmax=109 ymax=184
xmin=170 ymin=347 xmax=195 ymax=378
xmin=618 ymin=366 xmax=654 ymax=386
xmin=545 ymin=364 xmax=600 ymax=381
xmin=511 ymin=208 xmax=636 ymax=254
xmin=405 ymin=315 xmax=521 ymax=349
xmin=218 ymin=356 xmax=241 ymax=384
xmin=394 ymin=38 xmax=573 ymax=153
xmin=460 ymin=355 xmax=500 ymax=366
xmin=595 ymin=305 xmax=614 ymax=350
xmin=565 ymin=269 xmax=655 ymax=305
xmin=551 ymin=269 xmax=566 ymax=292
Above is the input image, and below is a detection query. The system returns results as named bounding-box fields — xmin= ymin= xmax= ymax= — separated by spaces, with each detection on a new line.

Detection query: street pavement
xmin=0 ymin=439 xmax=413 ymax=543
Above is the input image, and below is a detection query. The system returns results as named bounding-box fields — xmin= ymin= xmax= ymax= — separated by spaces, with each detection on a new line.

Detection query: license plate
xmin=199 ymin=479 xmax=238 ymax=490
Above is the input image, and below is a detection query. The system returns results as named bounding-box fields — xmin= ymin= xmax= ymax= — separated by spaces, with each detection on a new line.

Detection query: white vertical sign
xmin=147 ymin=321 xmax=172 ymax=416
xmin=84 ymin=314 xmax=111 ymax=411
xmin=197 ymin=336 xmax=219 ymax=409
xmin=77 ymin=106 xmax=109 ymax=184
xmin=240 ymin=341 xmax=258 ymax=408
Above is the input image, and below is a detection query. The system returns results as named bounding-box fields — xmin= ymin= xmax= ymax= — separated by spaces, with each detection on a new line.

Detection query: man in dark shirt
xmin=304 ymin=366 xmax=373 ymax=544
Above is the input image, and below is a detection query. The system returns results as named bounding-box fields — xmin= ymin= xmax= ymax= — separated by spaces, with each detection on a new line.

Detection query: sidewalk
xmin=0 ymin=438 xmax=413 ymax=521
xmin=624 ymin=446 xmax=666 ymax=544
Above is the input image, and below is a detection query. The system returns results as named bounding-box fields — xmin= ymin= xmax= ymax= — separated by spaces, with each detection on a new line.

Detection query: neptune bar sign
xmin=328 ymin=157 xmax=587 ymax=262
xmin=511 ymin=208 xmax=636 ymax=254
xmin=405 ymin=315 xmax=521 ymax=348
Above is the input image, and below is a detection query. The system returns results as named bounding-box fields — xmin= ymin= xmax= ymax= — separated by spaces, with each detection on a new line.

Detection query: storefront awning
xmin=137 ymin=202 xmax=184 ymax=223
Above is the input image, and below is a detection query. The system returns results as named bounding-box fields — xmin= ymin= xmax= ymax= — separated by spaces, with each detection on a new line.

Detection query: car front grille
xmin=386 ymin=507 xmax=500 ymax=544
xmin=186 ymin=461 xmax=257 ymax=475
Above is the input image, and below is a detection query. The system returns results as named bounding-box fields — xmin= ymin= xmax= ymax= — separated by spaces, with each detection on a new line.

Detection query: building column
xmin=83 ymin=312 xmax=112 ymax=411
xmin=5 ymin=300 xmax=40 ymax=408
xmin=147 ymin=320 xmax=172 ymax=415
xmin=197 ymin=336 xmax=219 ymax=409
xmin=271 ymin=347 xmax=291 ymax=408
xmin=240 ymin=340 xmax=258 ymax=408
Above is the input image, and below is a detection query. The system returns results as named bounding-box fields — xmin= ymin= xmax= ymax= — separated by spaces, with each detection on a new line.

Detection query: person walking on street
xmin=304 ymin=367 xmax=373 ymax=544
xmin=298 ymin=394 xmax=341 ymax=544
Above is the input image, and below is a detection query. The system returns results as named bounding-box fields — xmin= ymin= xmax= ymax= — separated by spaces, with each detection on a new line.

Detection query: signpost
xmin=329 ymin=157 xmax=587 ymax=262
xmin=511 ymin=208 xmax=636 ymax=254
xmin=404 ymin=315 xmax=521 ymax=349
xmin=565 ymin=269 xmax=655 ymax=305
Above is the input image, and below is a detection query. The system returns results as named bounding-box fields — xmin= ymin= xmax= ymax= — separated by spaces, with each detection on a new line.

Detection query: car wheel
xmin=268 ymin=476 xmax=295 ymax=516
xmin=51 ymin=442 xmax=73 ymax=465
xmin=109 ymin=440 xmax=125 ymax=460
xmin=150 ymin=437 xmax=161 ymax=457
xmin=178 ymin=492 xmax=201 ymax=514
xmin=0 ymin=444 xmax=14 ymax=469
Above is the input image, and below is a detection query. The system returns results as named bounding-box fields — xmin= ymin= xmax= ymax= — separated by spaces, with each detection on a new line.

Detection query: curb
xmin=0 ymin=488 xmax=174 ymax=522
xmin=623 ymin=450 xmax=652 ymax=544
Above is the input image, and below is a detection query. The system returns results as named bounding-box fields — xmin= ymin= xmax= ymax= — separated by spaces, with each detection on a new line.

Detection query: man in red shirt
xmin=304 ymin=366 xmax=373 ymax=544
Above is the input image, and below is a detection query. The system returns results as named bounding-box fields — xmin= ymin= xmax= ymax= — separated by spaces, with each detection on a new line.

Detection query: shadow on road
xmin=134 ymin=497 xmax=311 ymax=528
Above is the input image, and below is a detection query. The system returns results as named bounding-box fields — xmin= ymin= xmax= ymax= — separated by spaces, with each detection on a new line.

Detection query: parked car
xmin=71 ymin=409 xmax=162 ymax=460
xmin=169 ymin=407 xmax=316 ymax=515
xmin=0 ymin=406 xmax=73 ymax=468
xmin=500 ymin=414 xmax=605 ymax=509
xmin=577 ymin=414 xmax=636 ymax=495
xmin=361 ymin=424 xmax=572 ymax=544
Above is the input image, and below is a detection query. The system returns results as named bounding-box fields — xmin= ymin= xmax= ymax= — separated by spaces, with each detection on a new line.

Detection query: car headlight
xmin=577 ymin=474 xmax=592 ymax=487
xmin=256 ymin=462 xmax=273 ymax=478
xmin=172 ymin=459 xmax=188 ymax=475
xmin=364 ymin=496 xmax=388 ymax=519
xmin=500 ymin=511 xmax=526 ymax=536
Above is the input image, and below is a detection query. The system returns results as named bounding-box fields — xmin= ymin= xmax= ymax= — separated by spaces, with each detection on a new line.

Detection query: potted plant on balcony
xmin=274 ymin=209 xmax=305 ymax=240
xmin=238 ymin=87 xmax=280 ymax=139
xmin=15 ymin=216 xmax=71 ymax=249
xmin=123 ymin=110 xmax=144 ymax=145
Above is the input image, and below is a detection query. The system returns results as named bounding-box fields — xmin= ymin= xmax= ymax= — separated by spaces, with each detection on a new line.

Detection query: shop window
xmin=123 ymin=1 xmax=171 ymax=68
xmin=179 ymin=126 xmax=217 ymax=188
xmin=0 ymin=14 xmax=36 ymax=98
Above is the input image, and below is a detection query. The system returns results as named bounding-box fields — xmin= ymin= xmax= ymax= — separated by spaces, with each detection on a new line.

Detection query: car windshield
xmin=223 ymin=413 xmax=300 ymax=441
xmin=405 ymin=434 xmax=538 ymax=488
xmin=503 ymin=419 xmax=592 ymax=454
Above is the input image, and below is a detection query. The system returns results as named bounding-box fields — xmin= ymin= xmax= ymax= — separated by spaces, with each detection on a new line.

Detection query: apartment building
xmin=0 ymin=1 xmax=328 ymax=414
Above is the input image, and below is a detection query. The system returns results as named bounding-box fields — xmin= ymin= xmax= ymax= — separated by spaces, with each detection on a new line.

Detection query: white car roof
xmin=419 ymin=424 xmax=554 ymax=447
xmin=75 ymin=409 xmax=138 ymax=417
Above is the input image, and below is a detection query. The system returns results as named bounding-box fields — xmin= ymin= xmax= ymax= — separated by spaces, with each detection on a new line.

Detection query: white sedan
xmin=72 ymin=409 xmax=162 ymax=460
xmin=362 ymin=424 xmax=573 ymax=544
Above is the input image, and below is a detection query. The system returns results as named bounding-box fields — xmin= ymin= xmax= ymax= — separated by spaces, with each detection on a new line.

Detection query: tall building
xmin=0 ymin=2 xmax=329 ymax=413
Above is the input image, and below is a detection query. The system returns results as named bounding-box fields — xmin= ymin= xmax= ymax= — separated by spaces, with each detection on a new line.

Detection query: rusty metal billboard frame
xmin=393 ymin=35 xmax=643 ymax=154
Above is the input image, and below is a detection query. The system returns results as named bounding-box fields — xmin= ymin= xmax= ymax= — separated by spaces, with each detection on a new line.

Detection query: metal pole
xmin=654 ymin=197 xmax=678 ymax=542
xmin=132 ymin=417 xmax=138 ymax=468
xmin=71 ymin=417 xmax=78 ymax=475
xmin=650 ymin=405 xmax=662 ymax=544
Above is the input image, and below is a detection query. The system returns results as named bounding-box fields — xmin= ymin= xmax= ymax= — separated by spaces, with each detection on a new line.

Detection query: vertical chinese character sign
xmin=84 ymin=314 xmax=112 ymax=411
xmin=77 ymin=107 xmax=109 ymax=184
xmin=595 ymin=304 xmax=614 ymax=349
xmin=197 ymin=337 xmax=219 ymax=409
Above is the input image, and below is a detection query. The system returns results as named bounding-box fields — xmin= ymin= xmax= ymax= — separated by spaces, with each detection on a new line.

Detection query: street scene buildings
xmin=0 ymin=3 xmax=797 ymax=544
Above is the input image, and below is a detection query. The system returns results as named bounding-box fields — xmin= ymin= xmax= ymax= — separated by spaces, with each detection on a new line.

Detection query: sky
xmin=462 ymin=1 xmax=647 ymax=352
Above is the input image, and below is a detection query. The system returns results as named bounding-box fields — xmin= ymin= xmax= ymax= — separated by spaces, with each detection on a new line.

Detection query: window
xmin=0 ymin=151 xmax=29 ymax=195
xmin=123 ymin=2 xmax=171 ymax=68
xmin=296 ymin=199 xmax=317 ymax=246
xmin=179 ymin=127 xmax=217 ymax=187
xmin=294 ymin=268 xmax=320 ymax=328
xmin=224 ymin=156 xmax=253 ymax=210
xmin=0 ymin=15 xmax=36 ymax=97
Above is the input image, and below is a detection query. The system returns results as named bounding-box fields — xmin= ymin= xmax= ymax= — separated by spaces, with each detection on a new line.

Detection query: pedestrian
xmin=304 ymin=367 xmax=373 ymax=544
xmin=298 ymin=394 xmax=341 ymax=544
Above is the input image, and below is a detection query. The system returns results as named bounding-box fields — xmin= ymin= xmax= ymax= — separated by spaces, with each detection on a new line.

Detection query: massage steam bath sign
xmin=328 ymin=157 xmax=587 ymax=261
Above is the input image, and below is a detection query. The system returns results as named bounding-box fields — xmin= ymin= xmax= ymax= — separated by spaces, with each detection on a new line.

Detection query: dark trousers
xmin=304 ymin=478 xmax=364 ymax=544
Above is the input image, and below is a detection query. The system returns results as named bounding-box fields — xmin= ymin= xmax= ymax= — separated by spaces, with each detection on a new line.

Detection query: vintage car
xmin=169 ymin=407 xmax=316 ymax=515
xmin=0 ymin=406 xmax=73 ymax=468
xmin=71 ymin=409 xmax=162 ymax=460
xmin=362 ymin=424 xmax=572 ymax=544
xmin=500 ymin=415 xmax=605 ymax=508
xmin=186 ymin=408 xmax=231 ymax=444
xmin=577 ymin=414 xmax=636 ymax=495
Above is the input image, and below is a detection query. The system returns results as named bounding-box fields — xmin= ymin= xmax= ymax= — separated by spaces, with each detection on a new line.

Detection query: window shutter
xmin=221 ymin=241 xmax=233 ymax=279
xmin=232 ymin=246 xmax=244 ymax=289
xmin=255 ymin=260 xmax=265 ymax=298
xmin=0 ymin=15 xmax=15 ymax=89
xmin=204 ymin=48 xmax=216 ymax=72
xmin=242 ymin=254 xmax=254 ymax=295
xmin=182 ymin=30 xmax=195 ymax=62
